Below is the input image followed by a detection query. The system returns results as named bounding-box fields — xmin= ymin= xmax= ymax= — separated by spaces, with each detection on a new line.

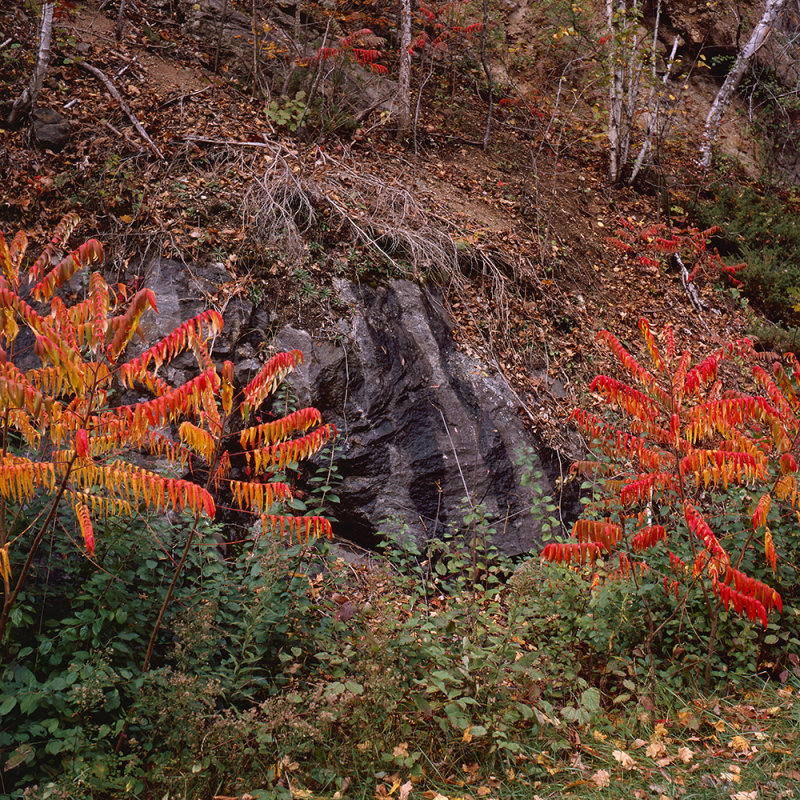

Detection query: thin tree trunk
xmin=396 ymin=0 xmax=413 ymax=138
xmin=7 ymin=0 xmax=54 ymax=126
xmin=699 ymin=0 xmax=791 ymax=169
xmin=115 ymin=0 xmax=127 ymax=42
xmin=479 ymin=0 xmax=493 ymax=150
xmin=606 ymin=0 xmax=626 ymax=183
xmin=628 ymin=35 xmax=679 ymax=184
xmin=214 ymin=0 xmax=229 ymax=73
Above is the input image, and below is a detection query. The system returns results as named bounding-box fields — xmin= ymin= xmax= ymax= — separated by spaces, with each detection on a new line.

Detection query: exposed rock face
xmin=275 ymin=279 xmax=552 ymax=555
xmin=136 ymin=262 xmax=555 ymax=555
xmin=32 ymin=108 xmax=70 ymax=152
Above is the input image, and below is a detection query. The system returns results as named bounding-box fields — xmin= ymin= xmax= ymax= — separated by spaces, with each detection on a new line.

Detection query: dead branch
xmin=184 ymin=136 xmax=274 ymax=148
xmin=240 ymin=146 xmax=462 ymax=280
xmin=76 ymin=60 xmax=165 ymax=159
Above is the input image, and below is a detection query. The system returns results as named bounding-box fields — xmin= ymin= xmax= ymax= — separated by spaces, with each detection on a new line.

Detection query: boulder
xmin=32 ymin=108 xmax=70 ymax=152
xmin=275 ymin=279 xmax=554 ymax=555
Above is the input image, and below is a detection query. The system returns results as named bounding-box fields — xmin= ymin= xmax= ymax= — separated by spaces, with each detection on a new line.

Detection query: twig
xmin=103 ymin=120 xmax=142 ymax=152
xmin=76 ymin=59 xmax=165 ymax=159
xmin=156 ymin=85 xmax=211 ymax=111
xmin=185 ymin=136 xmax=274 ymax=148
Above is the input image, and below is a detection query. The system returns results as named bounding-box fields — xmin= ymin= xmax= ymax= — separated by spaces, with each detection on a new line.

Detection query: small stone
xmin=31 ymin=108 xmax=70 ymax=152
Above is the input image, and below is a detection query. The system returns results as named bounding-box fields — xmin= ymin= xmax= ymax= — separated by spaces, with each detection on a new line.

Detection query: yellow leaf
xmin=119 ymin=214 xmax=133 ymax=224
xmin=729 ymin=735 xmax=750 ymax=754
xmin=592 ymin=729 xmax=608 ymax=742
xmin=462 ymin=727 xmax=473 ymax=743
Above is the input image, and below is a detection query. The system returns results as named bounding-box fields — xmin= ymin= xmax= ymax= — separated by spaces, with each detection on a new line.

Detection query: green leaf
xmin=0 ymin=695 xmax=17 ymax=715
xmin=581 ymin=687 xmax=601 ymax=713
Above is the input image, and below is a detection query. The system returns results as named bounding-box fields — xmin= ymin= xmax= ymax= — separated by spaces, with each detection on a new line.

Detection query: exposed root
xmin=241 ymin=143 xmax=462 ymax=282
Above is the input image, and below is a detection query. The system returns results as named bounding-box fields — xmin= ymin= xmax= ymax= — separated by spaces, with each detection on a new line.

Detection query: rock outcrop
xmin=137 ymin=261 xmax=557 ymax=555
xmin=275 ymin=279 xmax=553 ymax=555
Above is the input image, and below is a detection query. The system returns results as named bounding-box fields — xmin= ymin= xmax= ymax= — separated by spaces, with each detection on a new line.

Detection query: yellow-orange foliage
xmin=0 ymin=215 xmax=335 ymax=611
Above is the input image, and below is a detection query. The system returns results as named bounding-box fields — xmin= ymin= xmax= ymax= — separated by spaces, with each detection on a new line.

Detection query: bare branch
xmin=76 ymin=60 xmax=165 ymax=160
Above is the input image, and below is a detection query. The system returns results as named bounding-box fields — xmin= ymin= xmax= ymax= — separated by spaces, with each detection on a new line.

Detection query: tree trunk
xmin=699 ymin=0 xmax=791 ymax=169
xmin=115 ymin=0 xmax=127 ymax=42
xmin=606 ymin=0 xmax=627 ymax=183
xmin=479 ymin=0 xmax=493 ymax=151
xmin=396 ymin=0 xmax=413 ymax=138
xmin=7 ymin=1 xmax=54 ymax=126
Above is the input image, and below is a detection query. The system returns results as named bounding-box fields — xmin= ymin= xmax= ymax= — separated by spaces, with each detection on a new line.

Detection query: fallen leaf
xmin=729 ymin=736 xmax=750 ymax=754
xmin=399 ymin=780 xmax=413 ymax=800
xmin=590 ymin=770 xmax=610 ymax=788
xmin=393 ymin=743 xmax=409 ymax=758
xmin=613 ymin=749 xmax=636 ymax=770
xmin=646 ymin=741 xmax=667 ymax=759
xmin=677 ymin=746 xmax=694 ymax=763
xmin=654 ymin=722 xmax=669 ymax=740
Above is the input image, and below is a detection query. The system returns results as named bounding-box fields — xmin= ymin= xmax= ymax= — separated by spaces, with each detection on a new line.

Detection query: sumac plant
xmin=542 ymin=319 xmax=797 ymax=688
xmin=0 ymin=214 xmax=335 ymax=653
xmin=609 ymin=218 xmax=747 ymax=287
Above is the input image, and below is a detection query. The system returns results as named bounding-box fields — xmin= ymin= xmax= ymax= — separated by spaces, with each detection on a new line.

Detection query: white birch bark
xmin=7 ymin=1 xmax=54 ymax=125
xmin=396 ymin=0 xmax=413 ymax=137
xmin=628 ymin=35 xmax=679 ymax=184
xmin=606 ymin=0 xmax=626 ymax=183
xmin=699 ymin=0 xmax=791 ymax=168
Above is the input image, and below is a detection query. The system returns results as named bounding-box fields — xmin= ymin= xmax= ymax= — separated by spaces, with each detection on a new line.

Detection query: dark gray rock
xmin=133 ymin=259 xmax=255 ymax=384
xmin=275 ymin=279 xmax=553 ymax=556
xmin=134 ymin=260 xmax=558 ymax=554
xmin=32 ymin=108 xmax=70 ymax=152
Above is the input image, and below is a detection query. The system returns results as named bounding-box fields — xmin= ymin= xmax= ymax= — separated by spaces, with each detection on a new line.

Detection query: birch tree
xmin=7 ymin=0 xmax=54 ymax=126
xmin=605 ymin=0 xmax=678 ymax=184
xmin=396 ymin=0 xmax=413 ymax=137
xmin=699 ymin=0 xmax=792 ymax=169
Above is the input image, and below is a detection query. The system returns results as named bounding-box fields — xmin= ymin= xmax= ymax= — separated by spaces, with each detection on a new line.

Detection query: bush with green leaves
xmin=694 ymin=184 xmax=800 ymax=328
xmin=0 ymin=506 xmax=333 ymax=798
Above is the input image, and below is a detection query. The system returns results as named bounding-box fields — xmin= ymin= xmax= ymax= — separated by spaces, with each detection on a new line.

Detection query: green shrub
xmin=694 ymin=184 xmax=800 ymax=326
xmin=0 ymin=508 xmax=332 ymax=797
